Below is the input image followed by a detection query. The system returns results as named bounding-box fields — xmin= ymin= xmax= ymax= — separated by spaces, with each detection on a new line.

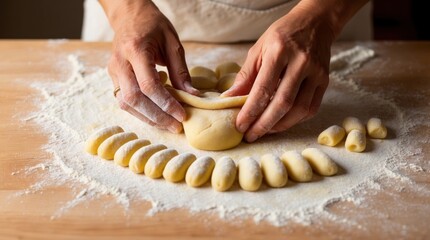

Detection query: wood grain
xmin=0 ymin=40 xmax=429 ymax=239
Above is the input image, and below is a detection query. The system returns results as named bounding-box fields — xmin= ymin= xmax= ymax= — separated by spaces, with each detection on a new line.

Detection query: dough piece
xmin=318 ymin=125 xmax=346 ymax=147
xmin=129 ymin=144 xmax=167 ymax=174
xmin=85 ymin=126 xmax=124 ymax=155
xmin=301 ymin=148 xmax=338 ymax=176
xmin=367 ymin=117 xmax=387 ymax=139
xmin=144 ymin=149 xmax=178 ymax=179
xmin=342 ymin=117 xmax=366 ymax=134
xmin=215 ymin=62 xmax=241 ymax=79
xmin=211 ymin=156 xmax=237 ymax=192
xmin=260 ymin=154 xmax=288 ymax=188
xmin=166 ymin=86 xmax=247 ymax=109
xmin=217 ymin=73 xmax=236 ymax=92
xmin=280 ymin=151 xmax=313 ymax=182
xmin=182 ymin=107 xmax=243 ymax=151
xmin=163 ymin=153 xmax=197 ymax=182
xmin=238 ymin=157 xmax=262 ymax=191
xmin=345 ymin=129 xmax=366 ymax=152
xmin=158 ymin=71 xmax=169 ymax=85
xmin=189 ymin=66 xmax=218 ymax=89
xmin=185 ymin=156 xmax=215 ymax=187
xmin=114 ymin=139 xmax=151 ymax=167
xmin=97 ymin=132 xmax=138 ymax=160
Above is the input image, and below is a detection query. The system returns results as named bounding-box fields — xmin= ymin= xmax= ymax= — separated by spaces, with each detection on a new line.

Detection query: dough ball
xmin=182 ymin=106 xmax=243 ymax=151
xmin=217 ymin=73 xmax=236 ymax=92
xmin=215 ymin=62 xmax=241 ymax=79
xmin=189 ymin=66 xmax=218 ymax=89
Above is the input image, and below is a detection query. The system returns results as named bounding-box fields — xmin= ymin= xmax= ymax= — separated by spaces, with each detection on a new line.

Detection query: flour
xmin=10 ymin=45 xmax=430 ymax=232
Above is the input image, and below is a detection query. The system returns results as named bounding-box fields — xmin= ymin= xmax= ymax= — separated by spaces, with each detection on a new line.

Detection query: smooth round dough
xmin=97 ymin=132 xmax=138 ymax=160
xmin=85 ymin=126 xmax=124 ymax=155
xmin=182 ymin=106 xmax=243 ymax=151
xmin=211 ymin=156 xmax=237 ymax=192
xmin=189 ymin=66 xmax=218 ymax=89
xmin=260 ymin=154 xmax=288 ymax=188
xmin=163 ymin=153 xmax=197 ymax=183
xmin=215 ymin=62 xmax=241 ymax=79
xmin=217 ymin=73 xmax=236 ymax=92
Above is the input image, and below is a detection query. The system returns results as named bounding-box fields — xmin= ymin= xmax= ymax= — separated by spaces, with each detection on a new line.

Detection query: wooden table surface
xmin=0 ymin=40 xmax=429 ymax=239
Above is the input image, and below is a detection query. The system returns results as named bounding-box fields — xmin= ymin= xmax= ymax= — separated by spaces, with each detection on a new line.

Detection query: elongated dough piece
xmin=97 ymin=132 xmax=138 ymax=160
xmin=144 ymin=149 xmax=178 ymax=179
xmin=280 ymin=151 xmax=313 ymax=182
xmin=301 ymin=148 xmax=338 ymax=176
xmin=185 ymin=156 xmax=215 ymax=187
xmin=189 ymin=66 xmax=218 ymax=89
xmin=163 ymin=153 xmax=197 ymax=182
xmin=217 ymin=73 xmax=236 ymax=92
xmin=238 ymin=157 xmax=263 ymax=191
xmin=260 ymin=154 xmax=288 ymax=188
xmin=129 ymin=144 xmax=167 ymax=174
xmin=342 ymin=117 xmax=366 ymax=134
xmin=166 ymin=86 xmax=247 ymax=109
xmin=215 ymin=62 xmax=241 ymax=78
xmin=85 ymin=126 xmax=124 ymax=155
xmin=345 ymin=129 xmax=366 ymax=152
xmin=367 ymin=118 xmax=387 ymax=139
xmin=211 ymin=157 xmax=237 ymax=192
xmin=318 ymin=125 xmax=346 ymax=147
xmin=114 ymin=139 xmax=151 ymax=167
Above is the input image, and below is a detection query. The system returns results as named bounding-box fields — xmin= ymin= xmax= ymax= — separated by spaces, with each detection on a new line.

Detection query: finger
xmin=117 ymin=61 xmax=183 ymax=133
xmin=221 ymin=45 xmax=261 ymax=97
xmin=301 ymin=77 xmax=328 ymax=123
xmin=164 ymin=35 xmax=199 ymax=95
xmin=115 ymin=91 xmax=159 ymax=128
xmin=129 ymin=48 xmax=187 ymax=123
xmin=267 ymin=78 xmax=318 ymax=135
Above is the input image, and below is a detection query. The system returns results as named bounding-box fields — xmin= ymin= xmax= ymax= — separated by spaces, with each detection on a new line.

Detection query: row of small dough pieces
xmin=318 ymin=117 xmax=388 ymax=152
xmin=159 ymin=62 xmax=241 ymax=92
xmin=85 ymin=126 xmax=338 ymax=192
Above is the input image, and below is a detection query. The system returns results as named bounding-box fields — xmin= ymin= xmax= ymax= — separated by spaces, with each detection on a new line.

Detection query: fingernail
xmin=246 ymin=133 xmax=258 ymax=143
xmin=237 ymin=123 xmax=248 ymax=133
xmin=168 ymin=124 xmax=183 ymax=134
xmin=172 ymin=111 xmax=185 ymax=122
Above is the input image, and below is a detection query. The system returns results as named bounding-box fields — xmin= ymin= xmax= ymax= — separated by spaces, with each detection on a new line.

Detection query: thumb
xmin=221 ymin=51 xmax=259 ymax=97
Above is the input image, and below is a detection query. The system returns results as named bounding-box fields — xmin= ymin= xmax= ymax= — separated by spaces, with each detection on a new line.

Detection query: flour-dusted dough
xmin=215 ymin=62 xmax=241 ymax=79
xmin=280 ymin=151 xmax=313 ymax=182
xmin=144 ymin=149 xmax=178 ymax=179
xmin=189 ymin=66 xmax=218 ymax=89
xmin=97 ymin=132 xmax=138 ymax=160
xmin=342 ymin=117 xmax=366 ymax=134
xmin=129 ymin=144 xmax=167 ymax=174
xmin=345 ymin=129 xmax=366 ymax=152
xmin=301 ymin=148 xmax=338 ymax=176
xmin=260 ymin=154 xmax=288 ymax=188
xmin=163 ymin=153 xmax=196 ymax=183
xmin=185 ymin=156 xmax=215 ymax=187
xmin=211 ymin=156 xmax=237 ymax=192
xmin=166 ymin=86 xmax=247 ymax=109
xmin=113 ymin=139 xmax=151 ymax=167
xmin=85 ymin=126 xmax=124 ymax=155
xmin=217 ymin=73 xmax=236 ymax=92
xmin=367 ymin=117 xmax=387 ymax=139
xmin=238 ymin=157 xmax=262 ymax=191
xmin=318 ymin=125 xmax=346 ymax=147
xmin=182 ymin=107 xmax=243 ymax=151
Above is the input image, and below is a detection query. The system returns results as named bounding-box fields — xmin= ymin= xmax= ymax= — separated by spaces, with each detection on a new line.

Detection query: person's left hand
xmin=222 ymin=3 xmax=335 ymax=142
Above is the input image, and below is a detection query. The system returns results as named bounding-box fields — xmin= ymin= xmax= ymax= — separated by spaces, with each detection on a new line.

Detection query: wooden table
xmin=0 ymin=41 xmax=429 ymax=239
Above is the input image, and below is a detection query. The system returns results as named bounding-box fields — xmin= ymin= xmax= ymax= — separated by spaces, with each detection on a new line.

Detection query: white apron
xmin=82 ymin=0 xmax=372 ymax=42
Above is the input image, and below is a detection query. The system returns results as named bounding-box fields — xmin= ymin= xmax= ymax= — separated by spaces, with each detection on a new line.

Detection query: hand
xmin=223 ymin=0 xmax=367 ymax=142
xmin=100 ymin=0 xmax=198 ymax=133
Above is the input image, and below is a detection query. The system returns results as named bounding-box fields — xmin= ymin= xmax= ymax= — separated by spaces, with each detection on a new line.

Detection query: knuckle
xmin=254 ymin=122 xmax=272 ymax=134
xmin=122 ymin=90 xmax=140 ymax=107
xmin=256 ymin=85 xmax=271 ymax=101
xmin=274 ymin=94 xmax=294 ymax=112
xmin=158 ymin=96 xmax=177 ymax=113
xmin=138 ymin=79 xmax=157 ymax=96
xmin=308 ymin=106 xmax=319 ymax=118
xmin=118 ymin=99 xmax=129 ymax=111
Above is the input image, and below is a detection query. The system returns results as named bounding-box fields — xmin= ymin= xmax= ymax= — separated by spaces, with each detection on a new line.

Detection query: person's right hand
xmin=100 ymin=0 xmax=198 ymax=133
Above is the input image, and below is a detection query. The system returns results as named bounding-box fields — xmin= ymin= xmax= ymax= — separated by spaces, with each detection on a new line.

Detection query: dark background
xmin=0 ymin=0 xmax=428 ymax=40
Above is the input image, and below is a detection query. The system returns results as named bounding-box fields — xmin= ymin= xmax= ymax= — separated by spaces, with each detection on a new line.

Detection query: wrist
xmin=290 ymin=0 xmax=369 ymax=40
xmin=99 ymin=0 xmax=156 ymax=31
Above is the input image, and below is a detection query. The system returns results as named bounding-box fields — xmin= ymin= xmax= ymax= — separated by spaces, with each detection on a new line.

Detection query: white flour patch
xmin=11 ymin=46 xmax=430 ymax=229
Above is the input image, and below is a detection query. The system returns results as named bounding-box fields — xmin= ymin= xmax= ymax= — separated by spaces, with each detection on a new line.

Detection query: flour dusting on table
xmin=12 ymin=45 xmax=430 ymax=230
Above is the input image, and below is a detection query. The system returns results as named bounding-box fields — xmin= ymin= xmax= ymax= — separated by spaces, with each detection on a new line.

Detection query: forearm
xmin=290 ymin=0 xmax=370 ymax=40
xmin=98 ymin=0 xmax=156 ymax=30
